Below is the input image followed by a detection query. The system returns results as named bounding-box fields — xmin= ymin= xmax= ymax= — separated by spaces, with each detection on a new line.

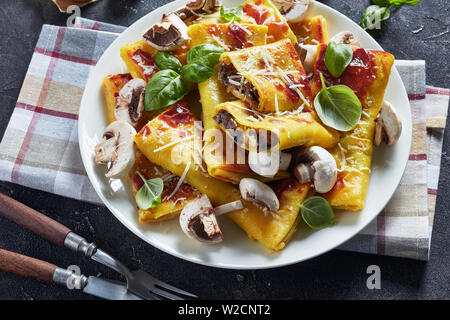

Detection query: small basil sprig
xmin=374 ymin=0 xmax=421 ymax=7
xmin=144 ymin=69 xmax=189 ymax=110
xmin=360 ymin=0 xmax=421 ymax=30
xmin=324 ymin=41 xmax=353 ymax=78
xmin=135 ymin=171 xmax=164 ymax=210
xmin=144 ymin=44 xmax=224 ymax=110
xmin=359 ymin=5 xmax=390 ymax=30
xmin=154 ymin=52 xmax=182 ymax=73
xmin=314 ymin=73 xmax=362 ymax=132
xmin=298 ymin=196 xmax=335 ymax=230
xmin=220 ymin=6 xmax=243 ymax=22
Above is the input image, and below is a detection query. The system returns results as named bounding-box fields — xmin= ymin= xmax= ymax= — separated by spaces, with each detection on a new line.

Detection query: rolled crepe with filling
xmin=189 ymin=23 xmax=288 ymax=183
xmin=309 ymin=44 xmax=395 ymax=211
xmin=241 ymin=0 xmax=297 ymax=44
xmin=218 ymin=39 xmax=311 ymax=113
xmin=134 ymin=104 xmax=310 ymax=250
xmin=213 ymin=100 xmax=340 ymax=152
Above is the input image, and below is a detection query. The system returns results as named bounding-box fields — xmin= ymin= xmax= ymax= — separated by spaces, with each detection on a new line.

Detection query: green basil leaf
xmin=324 ymin=41 xmax=353 ymax=78
xmin=359 ymin=5 xmax=390 ymax=30
xmin=220 ymin=6 xmax=243 ymax=22
xmin=181 ymin=64 xmax=214 ymax=83
xmin=314 ymin=73 xmax=362 ymax=132
xmin=299 ymin=196 xmax=335 ymax=230
xmin=388 ymin=0 xmax=421 ymax=7
xmin=371 ymin=0 xmax=391 ymax=6
xmin=187 ymin=43 xmax=224 ymax=68
xmin=154 ymin=52 xmax=182 ymax=73
xmin=144 ymin=69 xmax=189 ymax=111
xmin=135 ymin=172 xmax=164 ymax=210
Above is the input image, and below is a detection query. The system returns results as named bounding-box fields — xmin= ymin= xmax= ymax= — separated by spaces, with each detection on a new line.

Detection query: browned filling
xmin=188 ymin=210 xmax=222 ymax=241
xmin=213 ymin=109 xmax=278 ymax=151
xmin=218 ymin=63 xmax=259 ymax=108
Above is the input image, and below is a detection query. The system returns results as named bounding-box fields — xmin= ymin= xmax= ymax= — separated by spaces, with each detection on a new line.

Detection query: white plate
xmin=79 ymin=0 xmax=412 ymax=269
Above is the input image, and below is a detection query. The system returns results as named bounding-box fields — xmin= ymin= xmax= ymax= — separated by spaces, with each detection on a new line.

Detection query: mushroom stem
xmin=214 ymin=200 xmax=244 ymax=216
xmin=293 ymin=146 xmax=337 ymax=193
xmin=374 ymin=101 xmax=402 ymax=147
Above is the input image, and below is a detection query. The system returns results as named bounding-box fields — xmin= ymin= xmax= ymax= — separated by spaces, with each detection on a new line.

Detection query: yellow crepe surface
xmin=241 ymin=0 xmax=297 ymax=44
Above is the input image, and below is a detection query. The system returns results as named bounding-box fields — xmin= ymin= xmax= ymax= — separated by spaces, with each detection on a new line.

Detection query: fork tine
xmin=150 ymin=286 xmax=186 ymax=300
xmin=153 ymin=279 xmax=198 ymax=298
xmin=136 ymin=270 xmax=198 ymax=298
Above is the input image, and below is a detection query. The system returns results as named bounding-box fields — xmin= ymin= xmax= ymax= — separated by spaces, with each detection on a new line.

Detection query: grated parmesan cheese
xmin=166 ymin=160 xmax=191 ymax=200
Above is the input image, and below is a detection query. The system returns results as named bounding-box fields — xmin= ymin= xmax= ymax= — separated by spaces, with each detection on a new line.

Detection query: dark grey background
xmin=0 ymin=0 xmax=449 ymax=300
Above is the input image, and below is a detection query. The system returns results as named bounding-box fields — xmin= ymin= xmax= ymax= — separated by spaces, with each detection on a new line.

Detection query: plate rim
xmin=78 ymin=0 xmax=412 ymax=270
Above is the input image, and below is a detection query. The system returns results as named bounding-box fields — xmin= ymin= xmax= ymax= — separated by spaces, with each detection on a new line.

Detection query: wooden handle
xmin=0 ymin=249 xmax=57 ymax=282
xmin=0 ymin=193 xmax=71 ymax=246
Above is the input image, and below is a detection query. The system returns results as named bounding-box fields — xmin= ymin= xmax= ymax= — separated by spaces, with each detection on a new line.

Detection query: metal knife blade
xmin=83 ymin=276 xmax=143 ymax=300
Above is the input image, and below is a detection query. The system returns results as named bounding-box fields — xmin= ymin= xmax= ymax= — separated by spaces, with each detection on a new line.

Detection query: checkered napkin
xmin=0 ymin=18 xmax=448 ymax=261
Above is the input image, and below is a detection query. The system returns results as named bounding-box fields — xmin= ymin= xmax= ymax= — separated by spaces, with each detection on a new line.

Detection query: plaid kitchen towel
xmin=0 ymin=18 xmax=448 ymax=260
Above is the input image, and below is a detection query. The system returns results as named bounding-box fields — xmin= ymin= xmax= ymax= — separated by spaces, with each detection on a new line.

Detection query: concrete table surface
xmin=0 ymin=0 xmax=449 ymax=299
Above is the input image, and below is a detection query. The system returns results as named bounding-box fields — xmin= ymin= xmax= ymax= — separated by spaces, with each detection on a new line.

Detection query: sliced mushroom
xmin=180 ymin=195 xmax=223 ymax=244
xmin=293 ymin=146 xmax=337 ymax=193
xmin=94 ymin=121 xmax=136 ymax=179
xmin=186 ymin=0 xmax=219 ymax=13
xmin=143 ymin=13 xmax=189 ymax=51
xmin=373 ymin=101 xmax=402 ymax=147
xmin=239 ymin=178 xmax=280 ymax=212
xmin=248 ymin=150 xmax=280 ymax=178
xmin=174 ymin=0 xmax=221 ymax=20
xmin=114 ymin=79 xmax=146 ymax=126
xmin=214 ymin=200 xmax=244 ymax=216
xmin=296 ymin=43 xmax=317 ymax=74
xmin=279 ymin=152 xmax=292 ymax=171
xmin=330 ymin=31 xmax=361 ymax=47
xmin=273 ymin=0 xmax=314 ymax=23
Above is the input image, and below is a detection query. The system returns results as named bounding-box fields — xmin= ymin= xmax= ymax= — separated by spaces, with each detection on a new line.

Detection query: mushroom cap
xmin=179 ymin=195 xmax=223 ymax=244
xmin=248 ymin=150 xmax=281 ymax=178
xmin=374 ymin=100 xmax=402 ymax=147
xmin=330 ymin=31 xmax=361 ymax=47
xmin=239 ymin=178 xmax=280 ymax=212
xmin=143 ymin=13 xmax=189 ymax=51
xmin=114 ymin=78 xmax=146 ymax=126
xmin=273 ymin=0 xmax=314 ymax=23
xmin=293 ymin=146 xmax=337 ymax=193
xmin=296 ymin=44 xmax=317 ymax=74
xmin=94 ymin=121 xmax=136 ymax=179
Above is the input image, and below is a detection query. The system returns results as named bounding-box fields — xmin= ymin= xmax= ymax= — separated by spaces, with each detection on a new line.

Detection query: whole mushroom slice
xmin=239 ymin=178 xmax=280 ymax=212
xmin=114 ymin=79 xmax=146 ymax=126
xmin=180 ymin=195 xmax=243 ymax=244
xmin=186 ymin=0 xmax=219 ymax=13
xmin=273 ymin=0 xmax=314 ymax=23
xmin=248 ymin=150 xmax=280 ymax=178
xmin=248 ymin=150 xmax=292 ymax=177
xmin=374 ymin=101 xmax=402 ymax=147
xmin=330 ymin=31 xmax=361 ymax=47
xmin=293 ymin=146 xmax=337 ymax=193
xmin=296 ymin=43 xmax=317 ymax=75
xmin=143 ymin=13 xmax=189 ymax=51
xmin=94 ymin=121 xmax=136 ymax=179
xmin=174 ymin=0 xmax=221 ymax=20
xmin=180 ymin=195 xmax=223 ymax=244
